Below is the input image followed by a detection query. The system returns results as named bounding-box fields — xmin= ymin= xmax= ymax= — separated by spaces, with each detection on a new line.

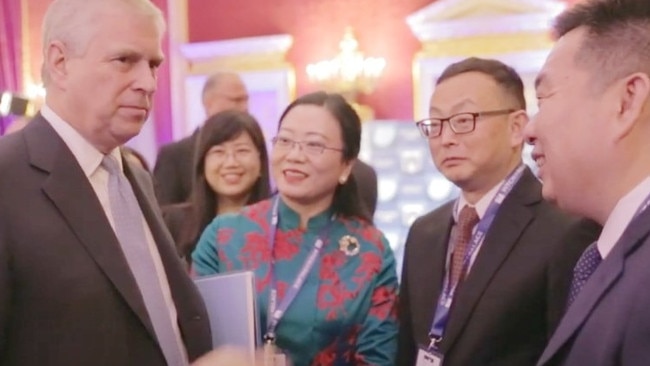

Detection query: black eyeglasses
xmin=415 ymin=109 xmax=516 ymax=138
xmin=271 ymin=136 xmax=344 ymax=155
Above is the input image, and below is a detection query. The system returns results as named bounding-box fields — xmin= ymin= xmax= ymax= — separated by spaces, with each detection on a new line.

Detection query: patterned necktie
xmin=450 ymin=206 xmax=480 ymax=288
xmin=567 ymin=242 xmax=602 ymax=307
xmin=102 ymin=155 xmax=187 ymax=366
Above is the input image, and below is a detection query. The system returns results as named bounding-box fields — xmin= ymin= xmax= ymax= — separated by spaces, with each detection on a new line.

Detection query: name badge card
xmin=416 ymin=347 xmax=443 ymax=366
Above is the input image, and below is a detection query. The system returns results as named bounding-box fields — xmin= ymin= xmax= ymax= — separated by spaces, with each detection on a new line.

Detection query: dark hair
xmin=276 ymin=91 xmax=371 ymax=222
xmin=178 ymin=110 xmax=271 ymax=257
xmin=436 ymin=57 xmax=526 ymax=110
xmin=553 ymin=0 xmax=650 ymax=90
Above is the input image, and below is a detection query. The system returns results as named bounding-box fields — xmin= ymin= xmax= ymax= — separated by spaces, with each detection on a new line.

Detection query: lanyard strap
xmin=264 ymin=196 xmax=334 ymax=341
xmin=428 ymin=165 xmax=526 ymax=349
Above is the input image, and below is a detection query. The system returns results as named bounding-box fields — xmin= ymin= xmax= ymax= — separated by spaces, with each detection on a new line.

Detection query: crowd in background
xmin=2 ymin=0 xmax=650 ymax=365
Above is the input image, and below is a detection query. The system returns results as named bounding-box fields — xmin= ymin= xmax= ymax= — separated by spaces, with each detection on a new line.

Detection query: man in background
xmin=527 ymin=0 xmax=650 ymax=364
xmin=397 ymin=57 xmax=599 ymax=366
xmin=154 ymin=71 xmax=249 ymax=205
xmin=0 ymin=0 xmax=212 ymax=364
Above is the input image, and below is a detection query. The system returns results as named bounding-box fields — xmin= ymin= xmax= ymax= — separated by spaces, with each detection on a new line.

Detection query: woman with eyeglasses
xmin=192 ymin=91 xmax=398 ymax=365
xmin=162 ymin=110 xmax=271 ymax=265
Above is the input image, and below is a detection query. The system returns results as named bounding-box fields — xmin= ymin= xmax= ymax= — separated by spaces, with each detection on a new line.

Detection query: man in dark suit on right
xmin=397 ymin=57 xmax=600 ymax=366
xmin=525 ymin=0 xmax=650 ymax=365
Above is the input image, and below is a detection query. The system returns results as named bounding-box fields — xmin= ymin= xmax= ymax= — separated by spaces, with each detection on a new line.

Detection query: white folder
xmin=194 ymin=270 xmax=261 ymax=360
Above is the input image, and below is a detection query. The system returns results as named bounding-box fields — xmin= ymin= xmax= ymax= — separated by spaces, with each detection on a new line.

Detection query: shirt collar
xmin=41 ymin=104 xmax=123 ymax=176
xmin=597 ymin=175 xmax=650 ymax=259
xmin=454 ymin=177 xmax=505 ymax=222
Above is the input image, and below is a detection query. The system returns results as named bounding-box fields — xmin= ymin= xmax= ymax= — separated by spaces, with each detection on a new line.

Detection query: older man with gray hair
xmin=0 ymin=0 xmax=238 ymax=365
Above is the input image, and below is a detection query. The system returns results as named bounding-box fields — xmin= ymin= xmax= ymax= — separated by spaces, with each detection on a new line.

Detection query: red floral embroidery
xmin=368 ymin=285 xmax=398 ymax=320
xmin=320 ymin=251 xmax=346 ymax=282
xmin=310 ymin=325 xmax=361 ymax=365
xmin=214 ymin=228 xmax=236 ymax=271
xmin=216 ymin=227 xmax=234 ymax=246
xmin=275 ymin=280 xmax=289 ymax=301
xmin=216 ymin=247 xmax=235 ymax=272
xmin=317 ymin=251 xmax=354 ymax=319
xmin=310 ymin=344 xmax=336 ymax=366
xmin=246 ymin=200 xmax=272 ymax=232
xmin=256 ymin=269 xmax=271 ymax=293
xmin=352 ymin=252 xmax=381 ymax=287
xmin=239 ymin=231 xmax=271 ymax=269
xmin=347 ymin=222 xmax=383 ymax=250
xmin=347 ymin=326 xmax=368 ymax=365
xmin=273 ymin=229 xmax=302 ymax=261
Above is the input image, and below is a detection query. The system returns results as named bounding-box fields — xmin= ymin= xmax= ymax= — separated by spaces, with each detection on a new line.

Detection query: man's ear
xmin=612 ymin=72 xmax=650 ymax=141
xmin=508 ymin=109 xmax=529 ymax=147
xmin=43 ymin=40 xmax=70 ymax=89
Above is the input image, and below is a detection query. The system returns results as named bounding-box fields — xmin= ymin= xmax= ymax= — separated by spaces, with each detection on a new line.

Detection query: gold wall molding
xmin=168 ymin=0 xmax=190 ymax=142
xmin=20 ymin=0 xmax=32 ymax=92
xmin=187 ymin=54 xmax=293 ymax=75
xmin=407 ymin=0 xmax=566 ymax=119
xmin=178 ymin=35 xmax=296 ymax=141
xmin=417 ymin=32 xmax=554 ymax=58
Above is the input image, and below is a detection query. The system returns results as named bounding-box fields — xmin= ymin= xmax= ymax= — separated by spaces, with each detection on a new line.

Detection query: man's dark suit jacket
xmin=397 ymin=167 xmax=601 ymax=366
xmin=153 ymin=131 xmax=199 ymax=206
xmin=153 ymin=130 xmax=379 ymax=215
xmin=537 ymin=195 xmax=650 ymax=366
xmin=0 ymin=115 xmax=212 ymax=366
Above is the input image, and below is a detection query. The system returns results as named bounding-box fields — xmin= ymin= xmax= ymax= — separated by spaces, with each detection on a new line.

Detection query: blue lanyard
xmin=428 ymin=165 xmax=525 ymax=349
xmin=264 ymin=196 xmax=334 ymax=342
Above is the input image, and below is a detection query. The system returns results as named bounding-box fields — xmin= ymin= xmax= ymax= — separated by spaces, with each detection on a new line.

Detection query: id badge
xmin=415 ymin=346 xmax=444 ymax=366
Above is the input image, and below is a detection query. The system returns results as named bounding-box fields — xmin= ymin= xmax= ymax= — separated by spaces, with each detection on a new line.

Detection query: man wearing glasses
xmin=396 ymin=57 xmax=600 ymax=366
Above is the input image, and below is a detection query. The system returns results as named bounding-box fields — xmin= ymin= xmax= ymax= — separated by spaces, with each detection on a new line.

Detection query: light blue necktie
xmin=102 ymin=155 xmax=186 ymax=366
xmin=567 ymin=242 xmax=602 ymax=307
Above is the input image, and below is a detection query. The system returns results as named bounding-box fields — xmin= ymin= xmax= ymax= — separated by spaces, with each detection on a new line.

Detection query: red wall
xmin=21 ymin=0 xmax=582 ymax=125
xmin=149 ymin=0 xmax=173 ymax=144
xmin=24 ymin=0 xmax=48 ymax=89
xmin=188 ymin=0 xmax=433 ymax=120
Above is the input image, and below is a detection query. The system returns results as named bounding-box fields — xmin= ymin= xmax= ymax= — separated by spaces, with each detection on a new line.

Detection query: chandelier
xmin=306 ymin=27 xmax=386 ymax=99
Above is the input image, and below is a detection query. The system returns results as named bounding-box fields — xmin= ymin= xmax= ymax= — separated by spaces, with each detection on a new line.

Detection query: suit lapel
xmin=441 ymin=168 xmax=538 ymax=350
xmin=413 ymin=203 xmax=455 ymax=342
xmin=538 ymin=204 xmax=650 ymax=365
xmin=27 ymin=117 xmax=157 ymax=338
